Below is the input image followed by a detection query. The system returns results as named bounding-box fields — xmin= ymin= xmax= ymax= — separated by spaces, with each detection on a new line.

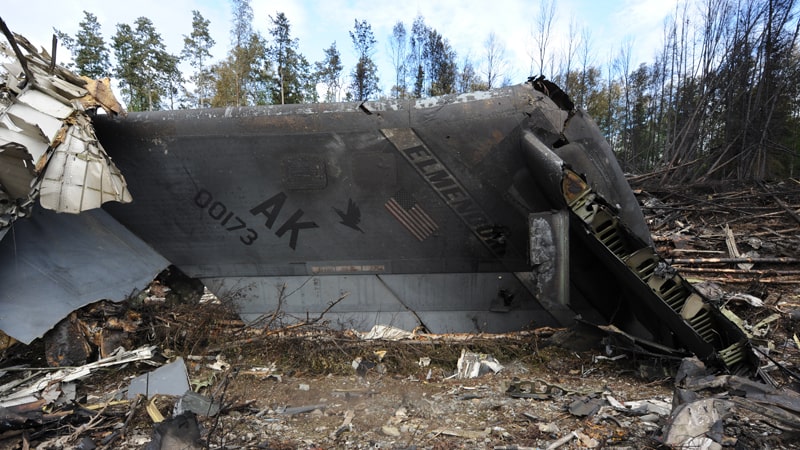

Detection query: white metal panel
xmin=0 ymin=126 xmax=48 ymax=161
xmin=17 ymin=88 xmax=74 ymax=119
xmin=39 ymin=118 xmax=131 ymax=213
xmin=6 ymin=102 xmax=62 ymax=142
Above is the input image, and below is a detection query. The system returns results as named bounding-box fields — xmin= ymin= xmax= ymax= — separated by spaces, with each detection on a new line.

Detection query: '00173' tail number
xmin=194 ymin=189 xmax=258 ymax=245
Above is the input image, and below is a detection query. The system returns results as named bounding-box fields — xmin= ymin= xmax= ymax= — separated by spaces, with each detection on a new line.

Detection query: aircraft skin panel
xmin=0 ymin=77 xmax=653 ymax=339
xmin=0 ymin=208 xmax=168 ymax=344
xmin=100 ymin=132 xmax=513 ymax=274
xmin=95 ymin=85 xmax=552 ymax=280
xmin=87 ymin=82 xmax=650 ymax=334
xmin=203 ymin=272 xmax=559 ymax=333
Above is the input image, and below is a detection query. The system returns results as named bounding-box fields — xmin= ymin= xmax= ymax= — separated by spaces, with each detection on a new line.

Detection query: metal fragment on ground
xmin=128 ymin=357 xmax=190 ymax=399
xmin=567 ymin=396 xmax=606 ymax=417
xmin=357 ymin=324 xmax=416 ymax=340
xmin=175 ymin=390 xmax=220 ymax=417
xmin=662 ymin=357 xmax=800 ymax=447
xmin=456 ymin=349 xmax=503 ymax=379
xmin=664 ymin=398 xmax=732 ymax=450
xmin=0 ymin=345 xmax=156 ymax=409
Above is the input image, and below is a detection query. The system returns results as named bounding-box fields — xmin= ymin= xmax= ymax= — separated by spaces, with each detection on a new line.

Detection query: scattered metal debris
xmin=358 ymin=324 xmax=417 ymax=341
xmin=662 ymin=357 xmax=800 ymax=448
xmin=456 ymin=350 xmax=504 ymax=379
xmin=506 ymin=378 xmax=572 ymax=400
xmin=175 ymin=391 xmax=221 ymax=417
xmin=0 ymin=345 xmax=156 ymax=430
xmin=568 ymin=396 xmax=606 ymax=417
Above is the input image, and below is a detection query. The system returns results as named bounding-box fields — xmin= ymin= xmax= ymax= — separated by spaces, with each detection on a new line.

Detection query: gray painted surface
xmin=204 ymin=272 xmax=560 ymax=333
xmin=0 ymin=81 xmax=653 ymax=342
xmin=0 ymin=208 xmax=168 ymax=343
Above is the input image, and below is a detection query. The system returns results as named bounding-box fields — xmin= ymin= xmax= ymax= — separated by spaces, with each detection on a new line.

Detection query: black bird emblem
xmin=334 ymin=198 xmax=364 ymax=233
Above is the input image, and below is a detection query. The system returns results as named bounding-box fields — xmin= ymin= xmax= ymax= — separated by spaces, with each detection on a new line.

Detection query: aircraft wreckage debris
xmin=1 ymin=18 xmax=800 ymax=448
xmin=0 ymin=22 xmax=764 ymax=377
xmin=0 ymin=19 xmax=129 ymax=233
xmin=0 ymin=283 xmax=798 ymax=448
xmin=0 ymin=21 xmax=166 ymax=345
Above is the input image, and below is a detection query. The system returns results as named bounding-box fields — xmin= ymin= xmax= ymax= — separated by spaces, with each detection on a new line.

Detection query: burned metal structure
xmin=0 ymin=25 xmax=756 ymax=373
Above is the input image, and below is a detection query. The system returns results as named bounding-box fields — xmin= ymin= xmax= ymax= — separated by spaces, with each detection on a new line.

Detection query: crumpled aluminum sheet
xmin=0 ymin=27 xmax=130 ymax=237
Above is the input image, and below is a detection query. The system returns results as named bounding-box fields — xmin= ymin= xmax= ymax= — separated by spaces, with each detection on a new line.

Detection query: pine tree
xmin=349 ymin=19 xmax=379 ymax=101
xmin=55 ymin=11 xmax=110 ymax=79
xmin=314 ymin=42 xmax=343 ymax=102
xmin=111 ymin=17 xmax=180 ymax=111
xmin=424 ymin=29 xmax=457 ymax=96
xmin=268 ymin=12 xmax=315 ymax=104
xmin=212 ymin=0 xmax=264 ymax=107
xmin=181 ymin=10 xmax=215 ymax=108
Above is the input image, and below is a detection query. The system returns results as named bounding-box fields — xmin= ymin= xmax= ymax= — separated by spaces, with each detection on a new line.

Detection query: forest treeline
xmin=54 ymin=0 xmax=799 ymax=182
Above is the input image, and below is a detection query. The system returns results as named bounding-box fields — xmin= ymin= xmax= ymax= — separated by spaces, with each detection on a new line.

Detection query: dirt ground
xmin=174 ymin=340 xmax=675 ymax=449
xmin=1 ymin=180 xmax=800 ymax=449
xmin=3 ymin=323 xmax=687 ymax=449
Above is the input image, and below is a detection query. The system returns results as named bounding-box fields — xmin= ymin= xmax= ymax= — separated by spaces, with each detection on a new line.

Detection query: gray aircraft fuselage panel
xmin=86 ymin=82 xmax=648 ymax=334
xmin=96 ymin=87 xmax=548 ymax=280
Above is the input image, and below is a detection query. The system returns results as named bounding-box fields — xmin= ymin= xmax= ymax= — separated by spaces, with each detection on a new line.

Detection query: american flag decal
xmin=384 ymin=190 xmax=438 ymax=241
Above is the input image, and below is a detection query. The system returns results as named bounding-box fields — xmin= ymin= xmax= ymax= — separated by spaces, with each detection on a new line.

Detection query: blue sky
xmin=1 ymin=0 xmax=678 ymax=95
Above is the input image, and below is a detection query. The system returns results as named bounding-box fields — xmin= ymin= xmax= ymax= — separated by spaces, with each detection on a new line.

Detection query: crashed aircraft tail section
xmin=0 ymin=23 xmax=757 ymax=374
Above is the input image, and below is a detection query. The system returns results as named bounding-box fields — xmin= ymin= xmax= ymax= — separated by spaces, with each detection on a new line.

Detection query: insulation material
xmin=0 ymin=24 xmax=130 ymax=235
xmin=39 ymin=113 xmax=131 ymax=212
